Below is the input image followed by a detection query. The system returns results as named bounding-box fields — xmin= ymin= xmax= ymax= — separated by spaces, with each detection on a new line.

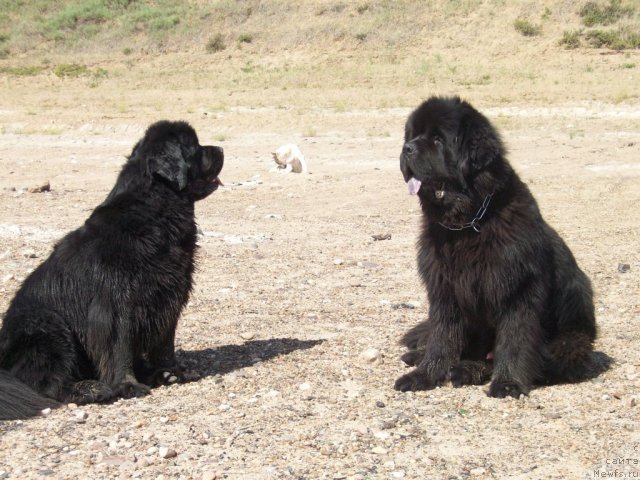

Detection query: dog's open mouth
xmin=407 ymin=177 xmax=422 ymax=195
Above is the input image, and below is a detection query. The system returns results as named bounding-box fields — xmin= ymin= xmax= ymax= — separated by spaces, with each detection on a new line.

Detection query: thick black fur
xmin=395 ymin=96 xmax=605 ymax=398
xmin=0 ymin=121 xmax=223 ymax=419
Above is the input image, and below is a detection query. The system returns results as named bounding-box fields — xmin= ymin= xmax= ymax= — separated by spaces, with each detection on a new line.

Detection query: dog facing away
xmin=0 ymin=121 xmax=223 ymax=419
xmin=271 ymin=144 xmax=308 ymax=174
xmin=395 ymin=96 xmax=605 ymax=398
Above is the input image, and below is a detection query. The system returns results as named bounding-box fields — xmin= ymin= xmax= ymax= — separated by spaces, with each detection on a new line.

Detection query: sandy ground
xmin=0 ymin=92 xmax=639 ymax=480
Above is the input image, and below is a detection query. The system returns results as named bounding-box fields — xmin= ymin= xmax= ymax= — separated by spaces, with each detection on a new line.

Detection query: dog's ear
xmin=147 ymin=142 xmax=189 ymax=191
xmin=457 ymin=107 xmax=502 ymax=175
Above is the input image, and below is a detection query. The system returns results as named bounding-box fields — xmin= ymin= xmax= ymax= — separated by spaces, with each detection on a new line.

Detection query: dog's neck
xmin=436 ymin=191 xmax=494 ymax=233
xmin=419 ymin=186 xmax=496 ymax=234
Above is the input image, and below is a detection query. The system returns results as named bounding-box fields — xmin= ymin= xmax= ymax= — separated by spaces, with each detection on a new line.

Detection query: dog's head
xmin=127 ymin=120 xmax=224 ymax=201
xmin=400 ymin=96 xmax=505 ymax=198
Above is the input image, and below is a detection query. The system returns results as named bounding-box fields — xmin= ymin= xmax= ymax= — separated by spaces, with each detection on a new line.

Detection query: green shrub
xmin=206 ymin=33 xmax=226 ymax=53
xmin=54 ymin=63 xmax=89 ymax=77
xmin=514 ymin=18 xmax=542 ymax=36
xmin=42 ymin=1 xmax=109 ymax=38
xmin=238 ymin=33 xmax=253 ymax=43
xmin=586 ymin=27 xmax=640 ymax=49
xmin=0 ymin=65 xmax=45 ymax=76
xmin=579 ymin=0 xmax=634 ymax=27
xmin=560 ymin=30 xmax=582 ymax=48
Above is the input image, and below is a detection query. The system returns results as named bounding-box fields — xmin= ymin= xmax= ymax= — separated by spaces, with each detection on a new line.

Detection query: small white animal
xmin=271 ymin=144 xmax=308 ymax=174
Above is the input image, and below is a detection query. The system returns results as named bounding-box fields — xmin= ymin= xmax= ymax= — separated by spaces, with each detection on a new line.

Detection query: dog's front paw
xmin=112 ymin=381 xmax=151 ymax=399
xmin=152 ymin=367 xmax=185 ymax=386
xmin=488 ymin=381 xmax=526 ymax=399
xmin=394 ymin=369 xmax=440 ymax=392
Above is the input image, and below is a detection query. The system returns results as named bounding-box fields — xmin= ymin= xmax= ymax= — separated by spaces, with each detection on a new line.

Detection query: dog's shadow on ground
xmin=176 ymin=337 xmax=324 ymax=380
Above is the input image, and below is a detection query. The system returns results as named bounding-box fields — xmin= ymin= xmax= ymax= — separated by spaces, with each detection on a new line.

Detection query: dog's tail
xmin=542 ymin=332 xmax=611 ymax=384
xmin=0 ymin=370 xmax=60 ymax=420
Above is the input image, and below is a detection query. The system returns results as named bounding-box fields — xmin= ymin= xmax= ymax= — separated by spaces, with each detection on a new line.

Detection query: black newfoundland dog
xmin=395 ymin=96 xmax=602 ymax=398
xmin=0 ymin=121 xmax=223 ymax=419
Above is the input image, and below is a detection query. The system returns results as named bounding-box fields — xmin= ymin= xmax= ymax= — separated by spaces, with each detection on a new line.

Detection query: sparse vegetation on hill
xmin=0 ymin=1 xmax=638 ymax=108
xmin=561 ymin=0 xmax=640 ymax=50
xmin=0 ymin=0 xmax=638 ymax=57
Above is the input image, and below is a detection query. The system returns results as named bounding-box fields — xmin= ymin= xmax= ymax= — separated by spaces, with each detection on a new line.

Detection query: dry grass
xmin=0 ymin=0 xmax=638 ymax=113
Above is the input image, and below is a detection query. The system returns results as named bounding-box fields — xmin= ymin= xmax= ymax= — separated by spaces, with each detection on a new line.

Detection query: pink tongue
xmin=407 ymin=177 xmax=422 ymax=195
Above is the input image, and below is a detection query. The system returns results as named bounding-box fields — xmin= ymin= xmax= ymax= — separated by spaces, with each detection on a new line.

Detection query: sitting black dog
xmin=395 ymin=97 xmax=603 ymax=398
xmin=0 ymin=121 xmax=223 ymax=419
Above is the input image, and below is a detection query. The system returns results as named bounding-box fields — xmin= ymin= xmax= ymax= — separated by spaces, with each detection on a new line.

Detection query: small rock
xmin=202 ymin=472 xmax=219 ymax=480
xmin=360 ymin=348 xmax=380 ymax=363
xmin=41 ymin=408 xmax=51 ymax=416
xmin=239 ymin=332 xmax=255 ymax=340
xmin=626 ymin=396 xmax=637 ymax=408
xmin=543 ymin=412 xmax=561 ymax=420
xmin=380 ymin=419 xmax=398 ymax=430
xmin=99 ymin=455 xmax=129 ymax=467
xmin=28 ymin=180 xmax=50 ymax=193
xmin=299 ymin=383 xmax=312 ymax=391
xmin=73 ymin=410 xmax=88 ymax=423
xmin=218 ymin=404 xmax=231 ymax=411
xmin=333 ymin=258 xmax=344 ymax=265
xmin=391 ymin=301 xmax=421 ymax=310
xmin=158 ymin=447 xmax=177 ymax=459
xmin=319 ymin=445 xmax=333 ymax=456
xmin=371 ymin=233 xmax=391 ymax=241
xmin=371 ymin=446 xmax=388 ymax=455
xmin=146 ymin=447 xmax=158 ymax=455
xmin=376 ymin=400 xmax=386 ymax=408
xmin=602 ymin=394 xmax=611 ymax=401
xmin=470 ymin=467 xmax=486 ymax=476
xmin=390 ymin=471 xmax=405 ymax=479
xmin=22 ymin=249 xmax=37 ymax=259
xmin=617 ymin=263 xmax=630 ymax=273
xmin=89 ymin=440 xmax=107 ymax=451
xmin=374 ymin=431 xmax=390 ymax=440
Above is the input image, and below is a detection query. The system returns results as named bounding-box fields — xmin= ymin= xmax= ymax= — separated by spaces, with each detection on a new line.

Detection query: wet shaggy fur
xmin=0 ymin=121 xmax=224 ymax=419
xmin=395 ymin=96 xmax=604 ymax=398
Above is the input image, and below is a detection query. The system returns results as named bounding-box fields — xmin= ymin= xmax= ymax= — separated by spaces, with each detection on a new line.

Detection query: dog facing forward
xmin=395 ymin=96 xmax=605 ymax=398
xmin=0 ymin=121 xmax=223 ymax=419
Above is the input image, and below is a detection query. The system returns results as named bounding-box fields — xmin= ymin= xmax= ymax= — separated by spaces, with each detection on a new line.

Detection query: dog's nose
xmin=203 ymin=145 xmax=223 ymax=158
xmin=402 ymin=143 xmax=417 ymax=158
